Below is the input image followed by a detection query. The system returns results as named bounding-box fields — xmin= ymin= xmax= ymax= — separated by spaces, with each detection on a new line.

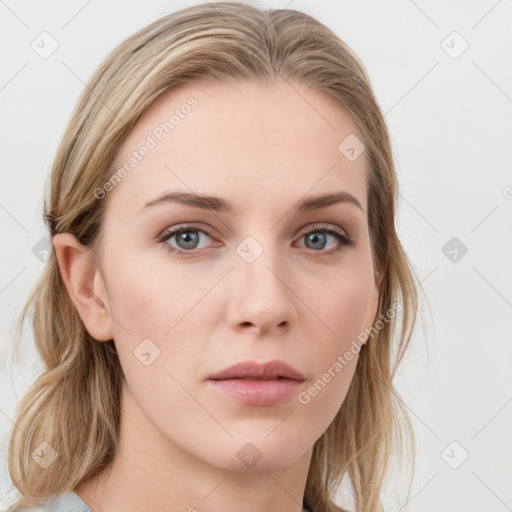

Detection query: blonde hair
xmin=5 ymin=2 xmax=423 ymax=511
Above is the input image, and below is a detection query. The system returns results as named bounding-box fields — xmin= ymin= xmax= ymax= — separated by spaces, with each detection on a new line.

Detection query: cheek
xmin=103 ymin=250 xmax=216 ymax=371
xmin=310 ymin=263 xmax=375 ymax=347
xmin=296 ymin=263 xmax=373 ymax=419
xmin=107 ymin=258 xmax=165 ymax=327
xmin=102 ymin=250 xmax=177 ymax=354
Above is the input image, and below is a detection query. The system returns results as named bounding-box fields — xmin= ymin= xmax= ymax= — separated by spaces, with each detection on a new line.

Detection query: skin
xmin=53 ymin=79 xmax=379 ymax=512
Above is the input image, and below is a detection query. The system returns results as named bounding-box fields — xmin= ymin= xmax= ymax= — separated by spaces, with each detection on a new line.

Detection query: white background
xmin=1 ymin=0 xmax=511 ymax=510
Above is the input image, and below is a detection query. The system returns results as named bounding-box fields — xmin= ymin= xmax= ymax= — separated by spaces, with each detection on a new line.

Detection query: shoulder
xmin=8 ymin=491 xmax=91 ymax=512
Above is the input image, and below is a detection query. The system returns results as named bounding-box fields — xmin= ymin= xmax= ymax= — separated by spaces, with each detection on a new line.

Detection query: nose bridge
xmin=235 ymin=233 xmax=285 ymax=291
xmin=229 ymin=231 xmax=296 ymax=332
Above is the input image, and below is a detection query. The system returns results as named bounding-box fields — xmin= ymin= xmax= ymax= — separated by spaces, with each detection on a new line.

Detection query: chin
xmin=204 ymin=435 xmax=310 ymax=473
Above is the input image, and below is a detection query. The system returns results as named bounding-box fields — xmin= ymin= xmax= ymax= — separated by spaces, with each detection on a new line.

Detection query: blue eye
xmin=157 ymin=224 xmax=215 ymax=256
xmin=157 ymin=223 xmax=354 ymax=257
xmin=162 ymin=228 xmax=210 ymax=251
xmin=297 ymin=224 xmax=354 ymax=254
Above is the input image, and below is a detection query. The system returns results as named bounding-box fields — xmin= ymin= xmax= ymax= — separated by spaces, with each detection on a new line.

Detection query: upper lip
xmin=208 ymin=359 xmax=305 ymax=381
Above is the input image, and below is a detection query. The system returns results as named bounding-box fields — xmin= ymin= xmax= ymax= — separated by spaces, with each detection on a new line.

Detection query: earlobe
xmin=52 ymin=233 xmax=113 ymax=342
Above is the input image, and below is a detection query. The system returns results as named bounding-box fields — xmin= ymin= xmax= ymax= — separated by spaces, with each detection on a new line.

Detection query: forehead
xmin=106 ymin=79 xmax=368 ymax=216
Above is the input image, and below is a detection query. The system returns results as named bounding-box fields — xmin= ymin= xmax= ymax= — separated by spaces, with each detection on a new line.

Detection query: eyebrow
xmin=139 ymin=190 xmax=364 ymax=215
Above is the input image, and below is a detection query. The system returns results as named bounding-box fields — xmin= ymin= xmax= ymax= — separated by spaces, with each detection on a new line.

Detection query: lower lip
xmin=208 ymin=378 xmax=304 ymax=406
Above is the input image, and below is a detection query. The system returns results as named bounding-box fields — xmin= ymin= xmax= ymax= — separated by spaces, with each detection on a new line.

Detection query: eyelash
xmin=156 ymin=223 xmax=354 ymax=258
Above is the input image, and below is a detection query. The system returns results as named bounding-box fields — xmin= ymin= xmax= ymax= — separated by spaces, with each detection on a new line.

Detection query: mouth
xmin=207 ymin=377 xmax=304 ymax=406
xmin=225 ymin=376 xmax=291 ymax=380
xmin=208 ymin=359 xmax=305 ymax=381
xmin=207 ymin=360 xmax=305 ymax=406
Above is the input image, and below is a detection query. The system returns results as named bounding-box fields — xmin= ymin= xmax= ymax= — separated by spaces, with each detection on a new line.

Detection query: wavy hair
xmin=5 ymin=2 xmax=423 ymax=511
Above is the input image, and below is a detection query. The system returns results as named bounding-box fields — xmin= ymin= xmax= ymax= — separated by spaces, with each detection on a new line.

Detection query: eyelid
xmin=157 ymin=220 xmax=351 ymax=238
xmin=296 ymin=222 xmax=351 ymax=239
xmin=157 ymin=223 xmax=214 ymax=240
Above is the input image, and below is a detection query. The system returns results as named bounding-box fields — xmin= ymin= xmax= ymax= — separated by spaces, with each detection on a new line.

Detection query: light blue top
xmin=9 ymin=491 xmax=315 ymax=511
xmin=9 ymin=492 xmax=91 ymax=512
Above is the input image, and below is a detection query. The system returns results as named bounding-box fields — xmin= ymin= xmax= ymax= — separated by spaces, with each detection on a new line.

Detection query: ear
xmin=52 ymin=232 xmax=113 ymax=342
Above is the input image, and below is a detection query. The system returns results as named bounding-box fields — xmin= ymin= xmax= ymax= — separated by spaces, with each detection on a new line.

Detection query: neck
xmin=75 ymin=383 xmax=313 ymax=512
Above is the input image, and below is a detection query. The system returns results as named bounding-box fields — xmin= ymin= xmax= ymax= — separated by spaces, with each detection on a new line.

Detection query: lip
xmin=207 ymin=360 xmax=305 ymax=406
xmin=208 ymin=359 xmax=305 ymax=381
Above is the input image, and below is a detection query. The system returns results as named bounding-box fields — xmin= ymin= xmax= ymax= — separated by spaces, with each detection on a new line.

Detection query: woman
xmin=5 ymin=2 xmax=421 ymax=511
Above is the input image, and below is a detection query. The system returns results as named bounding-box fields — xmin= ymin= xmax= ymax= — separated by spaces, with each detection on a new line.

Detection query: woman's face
xmin=81 ymin=79 xmax=379 ymax=472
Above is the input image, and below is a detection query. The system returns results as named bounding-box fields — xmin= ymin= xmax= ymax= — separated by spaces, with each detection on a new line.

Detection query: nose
xmin=227 ymin=244 xmax=298 ymax=336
